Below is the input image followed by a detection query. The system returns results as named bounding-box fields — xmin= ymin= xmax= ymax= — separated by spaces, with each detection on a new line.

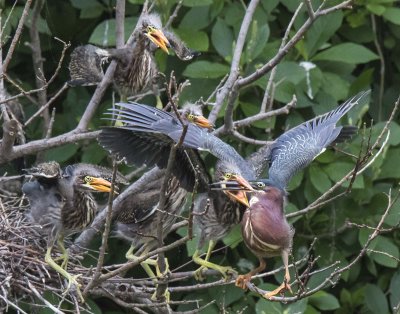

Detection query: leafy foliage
xmin=1 ymin=0 xmax=400 ymax=313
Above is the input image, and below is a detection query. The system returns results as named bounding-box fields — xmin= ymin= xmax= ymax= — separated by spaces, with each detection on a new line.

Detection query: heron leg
xmin=193 ymin=240 xmax=237 ymax=281
xmin=53 ymin=236 xmax=69 ymax=270
xmin=126 ymin=245 xmax=170 ymax=302
xmin=264 ymin=250 xmax=292 ymax=299
xmin=235 ymin=257 xmax=266 ymax=290
xmin=45 ymin=245 xmax=84 ymax=303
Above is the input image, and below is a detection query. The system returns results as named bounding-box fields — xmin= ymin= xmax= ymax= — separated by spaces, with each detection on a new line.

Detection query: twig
xmin=165 ymin=0 xmax=184 ymax=29
xmin=83 ymin=160 xmax=118 ymax=297
xmin=24 ymin=83 xmax=69 ymax=127
xmin=3 ymin=0 xmax=32 ymax=72
xmin=27 ymin=280 xmax=65 ymax=314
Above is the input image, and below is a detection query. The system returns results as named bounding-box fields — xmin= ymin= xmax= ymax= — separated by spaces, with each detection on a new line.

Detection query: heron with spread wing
xmin=211 ymin=91 xmax=369 ymax=297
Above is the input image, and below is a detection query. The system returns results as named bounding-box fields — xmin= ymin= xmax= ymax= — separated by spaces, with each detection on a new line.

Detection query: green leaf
xmin=366 ymin=4 xmax=386 ymax=16
xmin=283 ymin=298 xmax=308 ymax=314
xmin=369 ymin=236 xmax=399 ymax=268
xmin=180 ymin=6 xmax=211 ymax=30
xmin=389 ymin=270 xmax=400 ymax=311
xmin=239 ymin=101 xmax=276 ymax=129
xmin=309 ymin=165 xmax=332 ymax=194
xmin=256 ymin=298 xmax=282 ymax=314
xmin=274 ymin=61 xmax=306 ymax=84
xmin=222 ymin=224 xmax=242 ymax=248
xmin=183 ymin=0 xmax=213 ymax=7
xmin=45 ymin=144 xmax=79 ymax=163
xmin=183 ymin=61 xmax=229 ymax=78
xmin=321 ymin=72 xmax=351 ymax=100
xmin=245 ymin=21 xmax=270 ymax=61
xmin=71 ymin=0 xmax=104 ymax=19
xmin=383 ymin=7 xmax=400 ymax=25
xmin=364 ymin=284 xmax=389 ymax=314
xmin=173 ymin=29 xmax=209 ymax=52
xmin=313 ymin=43 xmax=379 ymax=64
xmin=211 ymin=18 xmax=234 ymax=59
xmin=324 ymin=161 xmax=364 ymax=189
xmin=89 ymin=17 xmax=138 ymax=46
xmin=309 ymin=291 xmax=340 ymax=311
xmin=305 ymin=11 xmax=343 ymax=57
xmin=378 ymin=147 xmax=400 ymax=180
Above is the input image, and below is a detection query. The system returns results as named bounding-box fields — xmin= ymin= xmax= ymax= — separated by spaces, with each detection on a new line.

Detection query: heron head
xmin=143 ymin=24 xmax=170 ymax=54
xmin=220 ymin=172 xmax=254 ymax=207
xmin=77 ymin=175 xmax=117 ymax=194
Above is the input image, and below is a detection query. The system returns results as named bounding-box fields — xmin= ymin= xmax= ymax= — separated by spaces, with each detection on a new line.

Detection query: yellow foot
xmin=54 ymin=254 xmax=69 ymax=270
xmin=194 ymin=266 xmax=208 ymax=281
xmin=154 ymin=257 xmax=170 ymax=279
xmin=264 ymin=280 xmax=292 ymax=299
xmin=235 ymin=274 xmax=252 ymax=290
xmin=151 ymin=288 xmax=170 ymax=303
xmin=62 ymin=274 xmax=84 ymax=303
xmin=217 ymin=266 xmax=237 ymax=281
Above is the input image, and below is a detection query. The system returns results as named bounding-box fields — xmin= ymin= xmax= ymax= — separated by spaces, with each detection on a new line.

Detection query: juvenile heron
xmin=23 ymin=162 xmax=128 ymax=301
xmin=212 ymin=91 xmax=369 ymax=297
xmin=98 ymin=103 xmax=213 ymax=300
xmin=69 ymin=13 xmax=198 ymax=101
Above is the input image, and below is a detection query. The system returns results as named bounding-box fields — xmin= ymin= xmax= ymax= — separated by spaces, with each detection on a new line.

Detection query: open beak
xmin=146 ymin=28 xmax=170 ymax=54
xmin=85 ymin=177 xmax=118 ymax=194
xmin=226 ymin=190 xmax=249 ymax=207
xmin=193 ymin=115 xmax=214 ymax=129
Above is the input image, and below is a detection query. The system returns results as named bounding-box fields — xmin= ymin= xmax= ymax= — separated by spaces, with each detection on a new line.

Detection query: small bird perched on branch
xmin=68 ymin=12 xmax=199 ymax=102
xmin=212 ymin=91 xmax=369 ymax=297
xmin=22 ymin=161 xmax=128 ymax=302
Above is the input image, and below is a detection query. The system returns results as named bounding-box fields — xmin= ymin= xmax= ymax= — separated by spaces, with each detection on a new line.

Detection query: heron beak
xmin=85 ymin=177 xmax=118 ymax=194
xmin=146 ymin=28 xmax=170 ymax=54
xmin=226 ymin=190 xmax=250 ymax=207
xmin=193 ymin=115 xmax=214 ymax=129
xmin=223 ymin=175 xmax=253 ymax=207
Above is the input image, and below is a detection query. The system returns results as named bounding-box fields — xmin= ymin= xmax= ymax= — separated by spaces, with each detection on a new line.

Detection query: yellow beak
xmin=86 ymin=177 xmax=118 ymax=194
xmin=193 ymin=115 xmax=214 ymax=129
xmin=223 ymin=175 xmax=253 ymax=207
xmin=146 ymin=28 xmax=170 ymax=54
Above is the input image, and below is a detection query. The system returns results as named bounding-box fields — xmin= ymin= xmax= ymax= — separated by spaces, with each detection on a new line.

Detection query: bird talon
xmin=194 ymin=266 xmax=208 ymax=281
xmin=235 ymin=274 xmax=251 ymax=290
xmin=151 ymin=288 xmax=170 ymax=303
xmin=264 ymin=281 xmax=292 ymax=299
xmin=62 ymin=274 xmax=84 ymax=303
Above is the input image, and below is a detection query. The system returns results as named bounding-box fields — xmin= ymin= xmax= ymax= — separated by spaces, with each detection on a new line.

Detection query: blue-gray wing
xmin=107 ymin=103 xmax=254 ymax=178
xmin=269 ymin=91 xmax=369 ymax=189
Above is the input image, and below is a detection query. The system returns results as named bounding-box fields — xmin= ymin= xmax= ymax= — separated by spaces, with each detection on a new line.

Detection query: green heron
xmin=23 ymin=162 xmax=127 ymax=301
xmin=98 ymin=103 xmax=213 ymax=299
xmin=69 ymin=13 xmax=198 ymax=101
xmin=211 ymin=91 xmax=369 ymax=297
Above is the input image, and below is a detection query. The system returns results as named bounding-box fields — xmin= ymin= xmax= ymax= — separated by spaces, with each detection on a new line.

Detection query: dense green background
xmin=2 ymin=0 xmax=400 ymax=313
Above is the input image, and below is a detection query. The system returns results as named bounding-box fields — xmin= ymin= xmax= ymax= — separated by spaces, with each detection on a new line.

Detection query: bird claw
xmin=151 ymin=288 xmax=170 ymax=303
xmin=219 ymin=266 xmax=237 ymax=281
xmin=235 ymin=274 xmax=252 ymax=290
xmin=63 ymin=274 xmax=84 ymax=303
xmin=264 ymin=280 xmax=292 ymax=299
xmin=194 ymin=266 xmax=208 ymax=281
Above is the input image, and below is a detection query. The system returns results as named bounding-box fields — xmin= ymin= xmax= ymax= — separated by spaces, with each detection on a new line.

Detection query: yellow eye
xmin=84 ymin=176 xmax=93 ymax=183
xmin=224 ymin=173 xmax=232 ymax=179
xmin=187 ymin=114 xmax=195 ymax=121
xmin=147 ymin=25 xmax=155 ymax=32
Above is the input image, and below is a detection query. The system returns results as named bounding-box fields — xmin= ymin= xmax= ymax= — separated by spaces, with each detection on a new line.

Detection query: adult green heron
xmin=69 ymin=13 xmax=198 ymax=101
xmin=23 ymin=162 xmax=127 ymax=301
xmin=212 ymin=91 xmax=369 ymax=297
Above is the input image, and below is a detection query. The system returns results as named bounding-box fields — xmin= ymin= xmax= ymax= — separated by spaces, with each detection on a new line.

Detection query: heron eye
xmin=84 ymin=176 xmax=93 ymax=183
xmin=224 ymin=173 xmax=232 ymax=179
xmin=187 ymin=114 xmax=195 ymax=121
xmin=257 ymin=182 xmax=265 ymax=188
xmin=147 ymin=25 xmax=155 ymax=33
